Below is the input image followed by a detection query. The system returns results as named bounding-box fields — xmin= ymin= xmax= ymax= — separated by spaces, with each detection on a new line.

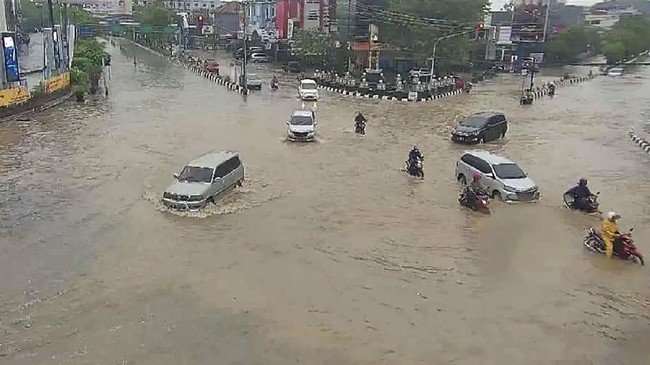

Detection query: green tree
xmin=136 ymin=1 xmax=175 ymax=28
xmin=544 ymin=26 xmax=601 ymax=63
xmin=379 ymin=0 xmax=489 ymax=68
xmin=291 ymin=29 xmax=328 ymax=60
xmin=19 ymin=1 xmax=97 ymax=30
xmin=71 ymin=38 xmax=108 ymax=93
xmin=602 ymin=15 xmax=650 ymax=64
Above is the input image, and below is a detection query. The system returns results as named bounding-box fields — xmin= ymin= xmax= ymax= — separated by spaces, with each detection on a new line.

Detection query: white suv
xmin=455 ymin=150 xmax=540 ymax=202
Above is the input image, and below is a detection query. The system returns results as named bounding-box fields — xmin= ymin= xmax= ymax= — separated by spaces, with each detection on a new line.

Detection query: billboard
xmin=62 ymin=0 xmax=132 ymax=15
xmin=510 ymin=0 xmax=550 ymax=43
xmin=2 ymin=33 xmax=20 ymax=83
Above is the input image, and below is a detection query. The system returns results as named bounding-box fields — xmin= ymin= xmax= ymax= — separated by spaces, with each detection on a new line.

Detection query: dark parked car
xmin=282 ymin=61 xmax=302 ymax=73
xmin=451 ymin=112 xmax=508 ymax=144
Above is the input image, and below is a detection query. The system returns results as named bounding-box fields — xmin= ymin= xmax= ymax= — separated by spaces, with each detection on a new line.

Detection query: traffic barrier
xmin=629 ymin=128 xmax=650 ymax=154
xmin=316 ymin=85 xmax=463 ymax=102
xmin=186 ymin=64 xmax=249 ymax=95
xmin=529 ymin=74 xmax=595 ymax=100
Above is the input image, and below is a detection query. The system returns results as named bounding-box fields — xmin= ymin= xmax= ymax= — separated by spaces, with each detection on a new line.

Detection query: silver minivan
xmin=455 ymin=150 xmax=540 ymax=202
xmin=162 ymin=151 xmax=245 ymax=210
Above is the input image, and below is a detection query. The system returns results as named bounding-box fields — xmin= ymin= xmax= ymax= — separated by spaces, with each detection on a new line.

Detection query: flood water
xmin=1 ymin=40 xmax=650 ymax=364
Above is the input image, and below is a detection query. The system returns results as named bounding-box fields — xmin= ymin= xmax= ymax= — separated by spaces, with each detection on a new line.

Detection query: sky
xmin=490 ymin=0 xmax=600 ymax=10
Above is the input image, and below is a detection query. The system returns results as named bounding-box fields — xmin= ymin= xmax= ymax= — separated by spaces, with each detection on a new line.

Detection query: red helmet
xmin=472 ymin=172 xmax=482 ymax=181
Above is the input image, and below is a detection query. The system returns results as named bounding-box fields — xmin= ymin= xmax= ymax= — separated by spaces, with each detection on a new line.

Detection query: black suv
xmin=282 ymin=61 xmax=302 ymax=73
xmin=451 ymin=112 xmax=508 ymax=144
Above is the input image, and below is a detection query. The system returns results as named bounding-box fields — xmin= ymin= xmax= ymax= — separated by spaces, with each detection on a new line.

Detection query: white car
xmin=286 ymin=109 xmax=316 ymax=142
xmin=250 ymin=53 xmax=270 ymax=63
xmin=298 ymin=79 xmax=319 ymax=101
xmin=244 ymin=73 xmax=262 ymax=90
xmin=455 ymin=150 xmax=540 ymax=202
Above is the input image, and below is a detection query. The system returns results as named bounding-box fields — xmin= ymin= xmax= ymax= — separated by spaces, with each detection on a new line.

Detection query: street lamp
xmin=429 ymin=29 xmax=474 ymax=77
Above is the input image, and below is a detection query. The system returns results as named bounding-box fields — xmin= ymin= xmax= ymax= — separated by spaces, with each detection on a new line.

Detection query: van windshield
xmin=291 ymin=115 xmax=314 ymax=125
xmin=493 ymin=163 xmax=527 ymax=179
xmin=460 ymin=116 xmax=487 ymax=128
xmin=178 ymin=166 xmax=214 ymax=183
xmin=301 ymin=83 xmax=317 ymax=90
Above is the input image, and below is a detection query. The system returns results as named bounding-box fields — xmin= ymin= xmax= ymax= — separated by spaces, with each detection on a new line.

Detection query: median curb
xmin=186 ymin=64 xmax=248 ymax=95
xmin=316 ymin=85 xmax=463 ymax=102
xmin=529 ymin=75 xmax=595 ymax=100
xmin=629 ymin=128 xmax=650 ymax=154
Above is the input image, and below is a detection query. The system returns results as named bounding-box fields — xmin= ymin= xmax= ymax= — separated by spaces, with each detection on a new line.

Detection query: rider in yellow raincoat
xmin=601 ymin=212 xmax=621 ymax=259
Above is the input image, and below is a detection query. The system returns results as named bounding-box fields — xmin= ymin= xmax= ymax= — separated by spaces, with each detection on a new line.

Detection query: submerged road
xmin=1 ymin=40 xmax=650 ymax=364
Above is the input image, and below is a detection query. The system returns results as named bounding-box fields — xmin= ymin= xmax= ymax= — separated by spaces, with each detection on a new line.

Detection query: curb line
xmin=315 ymin=86 xmax=463 ymax=102
xmin=629 ymin=128 xmax=650 ymax=154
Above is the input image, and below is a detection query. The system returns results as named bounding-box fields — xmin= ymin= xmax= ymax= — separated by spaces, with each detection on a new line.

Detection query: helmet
xmin=413 ymin=145 xmax=418 ymax=150
xmin=579 ymin=178 xmax=587 ymax=186
xmin=607 ymin=212 xmax=621 ymax=221
xmin=472 ymin=172 xmax=482 ymax=181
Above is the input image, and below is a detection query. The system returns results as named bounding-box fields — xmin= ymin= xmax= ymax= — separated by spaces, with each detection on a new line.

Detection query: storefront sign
xmin=0 ymin=86 xmax=30 ymax=108
xmin=43 ymin=72 xmax=71 ymax=94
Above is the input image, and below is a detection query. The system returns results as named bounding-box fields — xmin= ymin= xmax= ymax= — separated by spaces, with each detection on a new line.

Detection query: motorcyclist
xmin=271 ymin=75 xmax=278 ymax=86
xmin=601 ymin=212 xmax=622 ymax=259
xmin=407 ymin=145 xmax=423 ymax=173
xmin=571 ymin=178 xmax=596 ymax=211
xmin=524 ymin=88 xmax=534 ymax=100
xmin=463 ymin=173 xmax=484 ymax=210
xmin=355 ymin=112 xmax=367 ymax=125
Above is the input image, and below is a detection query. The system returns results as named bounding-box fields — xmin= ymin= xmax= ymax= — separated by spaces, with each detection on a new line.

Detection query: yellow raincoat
xmin=601 ymin=219 xmax=619 ymax=259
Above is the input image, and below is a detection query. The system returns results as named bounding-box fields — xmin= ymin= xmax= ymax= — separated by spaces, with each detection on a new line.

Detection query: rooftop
xmin=465 ymin=150 xmax=516 ymax=165
xmin=189 ymin=151 xmax=239 ymax=168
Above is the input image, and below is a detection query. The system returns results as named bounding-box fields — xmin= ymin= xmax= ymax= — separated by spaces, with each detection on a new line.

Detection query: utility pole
xmin=46 ymin=0 xmax=59 ymax=72
xmin=429 ymin=29 xmax=473 ymax=77
xmin=241 ymin=0 xmax=249 ymax=94
xmin=347 ymin=0 xmax=352 ymax=73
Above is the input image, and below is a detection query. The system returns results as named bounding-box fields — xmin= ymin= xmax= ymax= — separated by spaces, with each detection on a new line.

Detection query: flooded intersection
xmin=1 ymin=42 xmax=650 ymax=364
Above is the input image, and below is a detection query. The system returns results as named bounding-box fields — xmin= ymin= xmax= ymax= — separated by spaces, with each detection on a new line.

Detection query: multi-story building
xmin=154 ymin=0 xmax=221 ymax=11
xmin=275 ymin=0 xmax=336 ymax=39
xmin=245 ymin=0 xmax=277 ymax=36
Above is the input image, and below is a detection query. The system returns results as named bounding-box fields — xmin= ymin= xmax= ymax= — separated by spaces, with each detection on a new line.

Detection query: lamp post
xmin=429 ymin=29 xmax=473 ymax=77
xmin=241 ymin=0 xmax=250 ymax=94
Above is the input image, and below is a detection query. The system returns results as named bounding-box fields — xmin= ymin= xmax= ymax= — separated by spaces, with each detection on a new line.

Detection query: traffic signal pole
xmin=241 ymin=0 xmax=249 ymax=94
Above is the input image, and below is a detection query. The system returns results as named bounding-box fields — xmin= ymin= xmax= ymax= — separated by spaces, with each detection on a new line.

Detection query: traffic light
xmin=475 ymin=23 xmax=486 ymax=40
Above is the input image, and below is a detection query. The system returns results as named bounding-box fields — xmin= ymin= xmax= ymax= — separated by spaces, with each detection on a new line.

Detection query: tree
xmin=71 ymin=39 xmax=108 ymax=93
xmin=290 ymin=29 xmax=328 ymax=60
xmin=602 ymin=41 xmax=627 ymax=65
xmin=601 ymin=15 xmax=650 ymax=64
xmin=137 ymin=1 xmax=175 ymax=28
xmin=378 ymin=0 xmax=489 ymax=68
xmin=544 ymin=26 xmax=601 ymax=63
xmin=501 ymin=0 xmax=515 ymax=11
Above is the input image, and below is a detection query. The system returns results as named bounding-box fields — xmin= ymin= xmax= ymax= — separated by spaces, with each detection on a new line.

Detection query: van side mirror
xmin=286 ymin=121 xmax=290 ymax=125
xmin=486 ymin=173 xmax=495 ymax=179
xmin=630 ymin=227 xmax=634 ymax=232
xmin=173 ymin=173 xmax=179 ymax=179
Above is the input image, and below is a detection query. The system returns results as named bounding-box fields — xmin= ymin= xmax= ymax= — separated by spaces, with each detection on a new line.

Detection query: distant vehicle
xmin=204 ymin=60 xmax=219 ymax=73
xmin=298 ymin=79 xmax=319 ymax=101
xmin=162 ymin=151 xmax=245 ymax=211
xmin=455 ymin=150 xmax=540 ymax=202
xmin=607 ymin=67 xmax=624 ymax=76
xmin=248 ymin=46 xmax=264 ymax=53
xmin=242 ymin=73 xmax=262 ymax=90
xmin=250 ymin=52 xmax=270 ymax=63
xmin=363 ymin=69 xmax=385 ymax=89
xmin=282 ymin=61 xmax=302 ymax=73
xmin=451 ymin=111 xmax=508 ymax=144
xmin=286 ymin=109 xmax=316 ymax=142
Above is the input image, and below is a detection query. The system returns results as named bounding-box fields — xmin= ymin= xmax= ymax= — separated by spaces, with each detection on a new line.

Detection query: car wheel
xmin=458 ymin=174 xmax=467 ymax=185
xmin=492 ymin=191 xmax=502 ymax=201
xmin=479 ymin=135 xmax=486 ymax=143
xmin=236 ymin=179 xmax=244 ymax=188
xmin=205 ymin=197 xmax=214 ymax=207
xmin=501 ymin=130 xmax=507 ymax=138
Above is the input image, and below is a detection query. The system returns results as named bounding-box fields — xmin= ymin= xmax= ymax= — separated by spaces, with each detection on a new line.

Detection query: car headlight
xmin=503 ymin=186 xmax=517 ymax=192
xmin=188 ymin=195 xmax=204 ymax=201
xmin=163 ymin=192 xmax=171 ymax=199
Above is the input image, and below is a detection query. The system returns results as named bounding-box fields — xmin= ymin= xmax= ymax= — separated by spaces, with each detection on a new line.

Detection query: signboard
xmin=79 ymin=25 xmax=93 ymax=37
xmin=43 ymin=72 xmax=71 ymax=94
xmin=111 ymin=25 xmax=125 ymax=34
xmin=287 ymin=19 xmax=295 ymax=40
xmin=497 ymin=26 xmax=512 ymax=45
xmin=140 ymin=25 xmax=153 ymax=34
xmin=510 ymin=0 xmax=550 ymax=43
xmin=529 ymin=52 xmax=544 ymax=64
xmin=63 ymin=0 xmax=132 ymax=15
xmin=2 ymin=33 xmax=20 ymax=82
xmin=163 ymin=26 xmax=177 ymax=35
xmin=0 ymin=86 xmax=30 ymax=107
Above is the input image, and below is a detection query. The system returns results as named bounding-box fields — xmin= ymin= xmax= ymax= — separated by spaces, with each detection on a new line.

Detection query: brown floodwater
xmin=1 ymin=41 xmax=649 ymax=364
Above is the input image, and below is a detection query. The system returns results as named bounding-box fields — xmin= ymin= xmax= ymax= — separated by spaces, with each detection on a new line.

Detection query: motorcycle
xmin=459 ymin=191 xmax=491 ymax=214
xmin=355 ymin=121 xmax=366 ymax=135
xmin=563 ymin=191 xmax=600 ymax=213
xmin=271 ymin=80 xmax=279 ymax=91
xmin=520 ymin=94 xmax=534 ymax=105
xmin=405 ymin=157 xmax=424 ymax=179
xmin=464 ymin=82 xmax=473 ymax=93
xmin=548 ymin=85 xmax=555 ymax=97
xmin=584 ymin=228 xmax=644 ymax=265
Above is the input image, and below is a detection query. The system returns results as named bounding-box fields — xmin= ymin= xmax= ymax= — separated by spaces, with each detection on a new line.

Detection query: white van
xmin=298 ymin=79 xmax=319 ymax=101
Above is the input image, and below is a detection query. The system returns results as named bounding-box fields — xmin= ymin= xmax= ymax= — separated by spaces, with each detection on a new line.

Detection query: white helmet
xmin=607 ymin=212 xmax=620 ymax=221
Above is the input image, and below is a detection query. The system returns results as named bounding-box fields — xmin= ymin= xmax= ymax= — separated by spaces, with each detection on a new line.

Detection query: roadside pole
xmin=241 ymin=0 xmax=249 ymax=95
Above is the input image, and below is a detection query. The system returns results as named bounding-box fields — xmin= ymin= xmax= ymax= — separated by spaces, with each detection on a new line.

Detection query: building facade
xmin=275 ymin=0 xmax=336 ymax=39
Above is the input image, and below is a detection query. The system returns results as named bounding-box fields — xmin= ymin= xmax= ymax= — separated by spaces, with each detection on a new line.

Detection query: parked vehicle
xmin=298 ymin=79 xmax=319 ymax=101
xmin=607 ymin=67 xmax=624 ymax=77
xmin=282 ymin=61 xmax=302 ymax=73
xmin=250 ymin=53 xmax=270 ymax=63
xmin=162 ymin=151 xmax=245 ymax=211
xmin=584 ymin=228 xmax=644 ymax=265
xmin=450 ymin=111 xmax=508 ymax=144
xmin=241 ymin=73 xmax=262 ymax=90
xmin=563 ymin=190 xmax=600 ymax=213
xmin=459 ymin=191 xmax=491 ymax=214
xmin=204 ymin=60 xmax=219 ymax=73
xmin=455 ymin=150 xmax=540 ymax=202
xmin=363 ymin=69 xmax=384 ymax=89
xmin=355 ymin=120 xmax=366 ymax=135
xmin=286 ymin=109 xmax=317 ymax=142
